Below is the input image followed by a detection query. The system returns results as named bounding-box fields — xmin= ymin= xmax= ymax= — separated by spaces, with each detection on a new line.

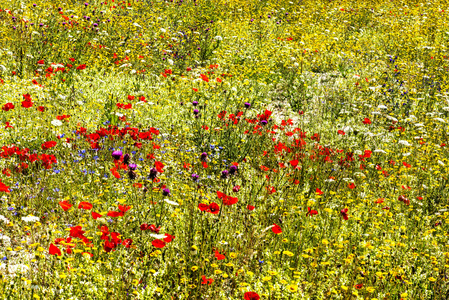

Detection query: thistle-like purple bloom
xmin=261 ymin=120 xmax=268 ymax=126
xmin=148 ymin=168 xmax=158 ymax=180
xmin=193 ymin=109 xmax=199 ymax=115
xmin=192 ymin=101 xmax=199 ymax=106
xmin=129 ymin=163 xmax=137 ymax=171
xmin=221 ymin=170 xmax=229 ymax=179
xmin=244 ymin=102 xmax=251 ymax=109
xmin=112 ymin=150 xmax=122 ymax=160
xmin=200 ymin=152 xmax=208 ymax=162
xmin=229 ymin=165 xmax=238 ymax=175
xmin=162 ymin=188 xmax=170 ymax=196
xmin=191 ymin=173 xmax=199 ymax=181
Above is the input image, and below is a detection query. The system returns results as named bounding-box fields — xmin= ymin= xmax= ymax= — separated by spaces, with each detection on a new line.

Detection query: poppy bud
xmin=232 ymin=185 xmax=240 ymax=192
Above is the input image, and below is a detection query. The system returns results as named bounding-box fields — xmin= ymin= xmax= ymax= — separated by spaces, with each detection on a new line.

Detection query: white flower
xmin=374 ymin=149 xmax=386 ymax=154
xmin=402 ymin=152 xmax=411 ymax=156
xmin=22 ymin=215 xmax=39 ymax=223
xmin=434 ymin=117 xmax=445 ymax=123
xmin=150 ymin=234 xmax=166 ymax=239
xmin=164 ymin=199 xmax=179 ymax=206
xmin=385 ymin=115 xmax=398 ymax=122
xmin=133 ymin=22 xmax=141 ymax=28
xmin=214 ymin=35 xmax=223 ymax=41
xmin=0 ymin=215 xmax=9 ymax=223
xmin=167 ymin=59 xmax=174 ymax=65
xmin=160 ymin=28 xmax=166 ymax=33
xmin=51 ymin=119 xmax=63 ymax=126
xmin=438 ymin=160 xmax=445 ymax=166
xmin=414 ymin=123 xmax=424 ymax=127
xmin=398 ymin=140 xmax=411 ymax=146
xmin=0 ymin=234 xmax=11 ymax=244
xmin=8 ymin=264 xmax=29 ymax=274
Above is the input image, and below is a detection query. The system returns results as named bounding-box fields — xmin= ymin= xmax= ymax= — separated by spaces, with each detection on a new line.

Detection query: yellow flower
xmin=287 ymin=284 xmax=298 ymax=293
xmin=191 ymin=266 xmax=198 ymax=271
xmin=229 ymin=252 xmax=238 ymax=259
xmin=262 ymin=276 xmax=272 ymax=281
xmin=428 ymin=277 xmax=437 ymax=282
xmin=283 ymin=250 xmax=294 ymax=257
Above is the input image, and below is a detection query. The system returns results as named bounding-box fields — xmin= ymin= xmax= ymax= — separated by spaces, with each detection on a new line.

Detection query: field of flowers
xmin=0 ymin=0 xmax=449 ymax=299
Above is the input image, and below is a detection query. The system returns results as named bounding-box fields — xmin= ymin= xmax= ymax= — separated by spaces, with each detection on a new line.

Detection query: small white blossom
xmin=51 ymin=119 xmax=63 ymax=126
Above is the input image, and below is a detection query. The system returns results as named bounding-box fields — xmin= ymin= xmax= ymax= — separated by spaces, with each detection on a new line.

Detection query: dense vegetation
xmin=0 ymin=0 xmax=449 ymax=299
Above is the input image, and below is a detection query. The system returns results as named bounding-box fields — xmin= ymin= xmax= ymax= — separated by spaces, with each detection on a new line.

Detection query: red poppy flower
xmin=110 ymin=168 xmax=121 ymax=179
xmin=37 ymin=106 xmax=45 ymax=112
xmin=307 ymin=207 xmax=318 ymax=216
xmin=76 ymin=64 xmax=87 ymax=70
xmin=127 ymin=95 xmax=135 ymax=101
xmin=215 ymin=250 xmax=225 ymax=260
xmin=340 ymin=208 xmax=349 ymax=220
xmin=290 ymin=159 xmax=299 ymax=169
xmin=208 ymin=202 xmax=220 ymax=214
xmin=272 ymin=223 xmax=282 ymax=234
xmin=198 ymin=203 xmax=209 ymax=211
xmin=338 ymin=130 xmax=345 ymax=135
xmin=118 ymin=205 xmax=131 ymax=213
xmin=49 ymin=243 xmax=62 ymax=256
xmin=155 ymin=161 xmax=165 ymax=173
xmin=201 ymin=275 xmax=214 ymax=285
xmin=59 ymin=201 xmax=72 ymax=211
xmin=354 ymin=283 xmax=363 ymax=289
xmin=247 ymin=205 xmax=255 ymax=211
xmin=107 ymin=211 xmax=124 ymax=217
xmin=41 ymin=141 xmax=57 ymax=150
xmin=90 ymin=211 xmax=102 ymax=219
xmin=362 ymin=118 xmax=371 ymax=124
xmin=37 ymin=59 xmax=45 ymax=65
xmin=140 ymin=223 xmax=149 ymax=230
xmin=202 ymin=161 xmax=208 ymax=168
xmin=316 ymin=188 xmax=323 ymax=195
xmin=348 ymin=183 xmax=356 ymax=189
xmin=152 ymin=239 xmax=166 ymax=248
xmin=123 ymin=239 xmax=133 ymax=248
xmin=2 ymin=103 xmax=14 ymax=111
xmin=244 ymin=292 xmax=260 ymax=300
xmin=69 ymin=226 xmax=85 ymax=239
xmin=402 ymin=161 xmax=411 ymax=168
xmin=78 ymin=201 xmax=93 ymax=210
xmin=200 ymin=74 xmax=209 ymax=82
xmin=21 ymin=99 xmax=33 ymax=108
xmin=164 ymin=233 xmax=175 ymax=243
xmin=0 ymin=181 xmax=11 ymax=193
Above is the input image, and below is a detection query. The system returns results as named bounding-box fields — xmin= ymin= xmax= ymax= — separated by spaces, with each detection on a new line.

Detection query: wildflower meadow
xmin=0 ymin=0 xmax=449 ymax=299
